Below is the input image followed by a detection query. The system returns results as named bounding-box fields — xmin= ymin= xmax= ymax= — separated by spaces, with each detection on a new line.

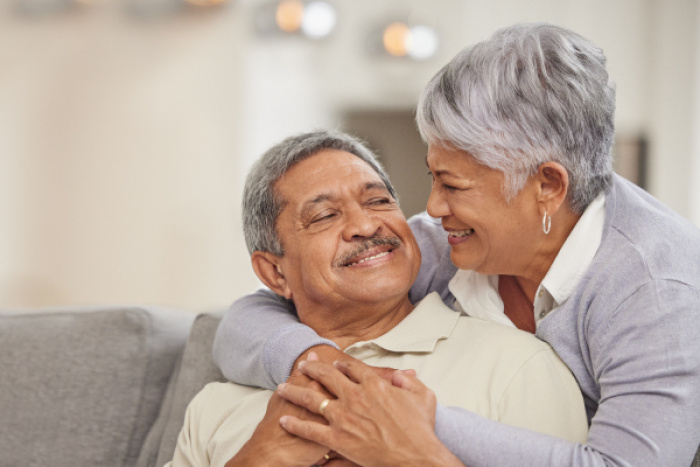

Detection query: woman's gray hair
xmin=243 ymin=130 xmax=397 ymax=256
xmin=416 ymin=22 xmax=616 ymax=214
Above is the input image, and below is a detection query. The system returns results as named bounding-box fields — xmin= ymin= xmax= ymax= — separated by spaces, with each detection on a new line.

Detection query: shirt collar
xmin=448 ymin=270 xmax=515 ymax=327
xmin=344 ymin=292 xmax=460 ymax=354
xmin=537 ymin=193 xmax=606 ymax=309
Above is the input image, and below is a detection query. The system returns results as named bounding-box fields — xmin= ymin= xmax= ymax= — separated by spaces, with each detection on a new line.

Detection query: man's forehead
xmin=276 ymin=151 xmax=388 ymax=204
xmin=300 ymin=180 xmax=388 ymax=208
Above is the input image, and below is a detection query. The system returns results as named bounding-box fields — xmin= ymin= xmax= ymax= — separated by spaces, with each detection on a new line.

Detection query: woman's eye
xmin=428 ymin=172 xmax=458 ymax=191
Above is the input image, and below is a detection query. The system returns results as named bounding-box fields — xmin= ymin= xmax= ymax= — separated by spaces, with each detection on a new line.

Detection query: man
xmin=167 ymin=131 xmax=586 ymax=467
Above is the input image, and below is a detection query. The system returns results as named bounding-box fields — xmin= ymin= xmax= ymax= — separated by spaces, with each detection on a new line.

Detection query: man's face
xmin=273 ymin=149 xmax=420 ymax=312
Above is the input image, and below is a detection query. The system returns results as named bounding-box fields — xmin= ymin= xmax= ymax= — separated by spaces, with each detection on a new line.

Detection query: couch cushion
xmin=0 ymin=306 xmax=193 ymax=467
xmin=149 ymin=312 xmax=227 ymax=467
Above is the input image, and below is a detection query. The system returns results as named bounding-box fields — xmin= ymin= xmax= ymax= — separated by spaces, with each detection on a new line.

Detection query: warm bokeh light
xmin=383 ymin=22 xmax=410 ymax=57
xmin=276 ymin=0 xmax=304 ymax=32
xmin=382 ymin=22 xmax=438 ymax=60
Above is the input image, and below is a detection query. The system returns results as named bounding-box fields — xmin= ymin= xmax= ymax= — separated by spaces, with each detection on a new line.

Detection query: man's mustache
xmin=333 ymin=236 xmax=401 ymax=267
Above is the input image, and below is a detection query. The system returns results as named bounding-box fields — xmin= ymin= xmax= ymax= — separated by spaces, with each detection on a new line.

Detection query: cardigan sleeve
xmin=434 ymin=279 xmax=700 ymax=466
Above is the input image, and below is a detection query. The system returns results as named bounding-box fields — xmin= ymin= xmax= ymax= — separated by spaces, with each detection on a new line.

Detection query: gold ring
xmin=319 ymin=398 xmax=330 ymax=415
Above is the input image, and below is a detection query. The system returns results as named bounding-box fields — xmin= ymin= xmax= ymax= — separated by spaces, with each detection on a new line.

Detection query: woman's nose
xmin=426 ymin=184 xmax=449 ymax=218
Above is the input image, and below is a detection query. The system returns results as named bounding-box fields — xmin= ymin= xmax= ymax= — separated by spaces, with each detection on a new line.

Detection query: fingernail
xmin=279 ymin=416 xmax=289 ymax=428
xmin=298 ymin=361 xmax=306 ymax=369
xmin=307 ymin=351 xmax=318 ymax=361
xmin=277 ymin=383 xmax=287 ymax=392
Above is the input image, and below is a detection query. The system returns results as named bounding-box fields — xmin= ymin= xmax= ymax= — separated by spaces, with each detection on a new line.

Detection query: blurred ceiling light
xmin=382 ymin=21 xmax=439 ymax=60
xmin=406 ymin=25 xmax=439 ymax=60
xmin=268 ymin=0 xmax=336 ymax=38
xmin=301 ymin=1 xmax=336 ymax=38
xmin=275 ymin=0 xmax=304 ymax=32
xmin=383 ymin=22 xmax=410 ymax=57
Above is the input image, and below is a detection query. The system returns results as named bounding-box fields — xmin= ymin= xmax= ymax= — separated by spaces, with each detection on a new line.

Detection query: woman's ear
xmin=251 ymin=251 xmax=293 ymax=300
xmin=535 ymin=162 xmax=570 ymax=217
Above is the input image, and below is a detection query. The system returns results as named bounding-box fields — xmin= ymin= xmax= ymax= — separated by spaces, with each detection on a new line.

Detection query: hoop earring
xmin=542 ymin=210 xmax=551 ymax=235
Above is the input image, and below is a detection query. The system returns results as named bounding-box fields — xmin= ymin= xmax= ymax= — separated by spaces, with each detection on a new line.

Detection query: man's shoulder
xmin=451 ymin=316 xmax=554 ymax=356
xmin=203 ymin=381 xmax=271 ymax=398
xmin=190 ymin=382 xmax=272 ymax=414
xmin=424 ymin=315 xmax=575 ymax=415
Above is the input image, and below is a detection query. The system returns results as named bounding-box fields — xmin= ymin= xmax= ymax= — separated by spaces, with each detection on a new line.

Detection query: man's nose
xmin=342 ymin=205 xmax=382 ymax=241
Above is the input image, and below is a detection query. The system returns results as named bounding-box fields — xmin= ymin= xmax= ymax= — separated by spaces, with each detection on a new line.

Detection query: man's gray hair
xmin=243 ymin=130 xmax=397 ymax=256
xmin=416 ymin=22 xmax=616 ymax=214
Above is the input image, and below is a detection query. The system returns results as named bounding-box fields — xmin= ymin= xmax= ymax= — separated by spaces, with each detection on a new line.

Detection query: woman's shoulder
xmin=601 ymin=177 xmax=700 ymax=287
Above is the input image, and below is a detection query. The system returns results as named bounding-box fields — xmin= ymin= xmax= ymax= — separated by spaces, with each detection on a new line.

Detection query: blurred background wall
xmin=1 ymin=0 xmax=698 ymax=312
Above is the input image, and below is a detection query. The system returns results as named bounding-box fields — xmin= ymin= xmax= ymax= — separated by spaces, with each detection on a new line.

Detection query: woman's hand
xmin=276 ymin=358 xmax=463 ymax=467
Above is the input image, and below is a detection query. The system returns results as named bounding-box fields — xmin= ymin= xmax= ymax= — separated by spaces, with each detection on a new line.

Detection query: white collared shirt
xmin=448 ymin=194 xmax=606 ymax=329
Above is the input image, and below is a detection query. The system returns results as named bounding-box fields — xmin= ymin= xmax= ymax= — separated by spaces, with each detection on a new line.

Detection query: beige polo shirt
xmin=167 ymin=292 xmax=587 ymax=467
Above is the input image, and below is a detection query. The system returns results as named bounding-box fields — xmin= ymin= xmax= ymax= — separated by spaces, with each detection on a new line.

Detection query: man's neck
xmin=297 ymin=296 xmax=415 ymax=351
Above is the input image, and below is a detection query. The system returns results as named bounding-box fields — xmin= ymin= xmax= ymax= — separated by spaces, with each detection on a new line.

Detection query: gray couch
xmin=2 ymin=305 xmax=698 ymax=467
xmin=0 ymin=305 xmax=226 ymax=467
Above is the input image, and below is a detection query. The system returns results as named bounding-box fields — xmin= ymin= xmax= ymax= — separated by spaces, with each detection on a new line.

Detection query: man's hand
xmin=224 ymin=387 xmax=331 ymax=466
xmin=225 ymin=347 xmax=339 ymax=467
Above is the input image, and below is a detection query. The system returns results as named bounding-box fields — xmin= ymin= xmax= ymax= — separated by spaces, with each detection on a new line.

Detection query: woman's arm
xmin=212 ymin=289 xmax=336 ymax=389
xmin=213 ymin=212 xmax=455 ymax=389
xmin=434 ymin=279 xmax=700 ymax=466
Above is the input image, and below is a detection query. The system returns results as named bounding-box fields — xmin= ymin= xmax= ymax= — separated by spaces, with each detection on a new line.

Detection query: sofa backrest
xmin=143 ymin=312 xmax=227 ymax=467
xmin=0 ymin=305 xmax=194 ymax=467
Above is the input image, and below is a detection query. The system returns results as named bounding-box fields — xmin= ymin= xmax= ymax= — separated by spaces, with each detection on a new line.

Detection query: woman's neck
xmin=498 ymin=275 xmax=536 ymax=333
xmin=497 ymin=206 xmax=582 ymax=333
xmin=517 ymin=207 xmax=582 ymax=300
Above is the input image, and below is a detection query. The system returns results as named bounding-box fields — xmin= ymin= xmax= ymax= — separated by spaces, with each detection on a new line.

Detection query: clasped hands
xmin=276 ymin=348 xmax=456 ymax=467
xmin=227 ymin=346 xmax=458 ymax=467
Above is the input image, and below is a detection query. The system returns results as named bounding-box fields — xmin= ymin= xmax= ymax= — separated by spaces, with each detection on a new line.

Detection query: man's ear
xmin=251 ymin=251 xmax=293 ymax=300
xmin=535 ymin=162 xmax=570 ymax=217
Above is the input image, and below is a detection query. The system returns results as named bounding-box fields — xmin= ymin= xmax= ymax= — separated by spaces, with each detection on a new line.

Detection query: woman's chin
xmin=450 ymin=249 xmax=480 ymax=272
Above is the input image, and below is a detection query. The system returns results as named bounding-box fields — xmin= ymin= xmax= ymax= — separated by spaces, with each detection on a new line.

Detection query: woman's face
xmin=426 ymin=145 xmax=542 ymax=276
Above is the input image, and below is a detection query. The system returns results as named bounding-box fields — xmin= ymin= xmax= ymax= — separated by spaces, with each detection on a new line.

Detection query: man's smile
xmin=334 ymin=237 xmax=401 ymax=267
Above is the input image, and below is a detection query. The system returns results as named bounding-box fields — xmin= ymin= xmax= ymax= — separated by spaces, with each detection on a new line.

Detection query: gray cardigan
xmin=213 ymin=175 xmax=700 ymax=466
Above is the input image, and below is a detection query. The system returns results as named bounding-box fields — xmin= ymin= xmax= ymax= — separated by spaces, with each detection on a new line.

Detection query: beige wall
xmin=1 ymin=0 xmax=698 ymax=311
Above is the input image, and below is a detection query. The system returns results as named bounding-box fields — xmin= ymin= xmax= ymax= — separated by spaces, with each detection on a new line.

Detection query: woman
xmin=213 ymin=23 xmax=700 ymax=466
